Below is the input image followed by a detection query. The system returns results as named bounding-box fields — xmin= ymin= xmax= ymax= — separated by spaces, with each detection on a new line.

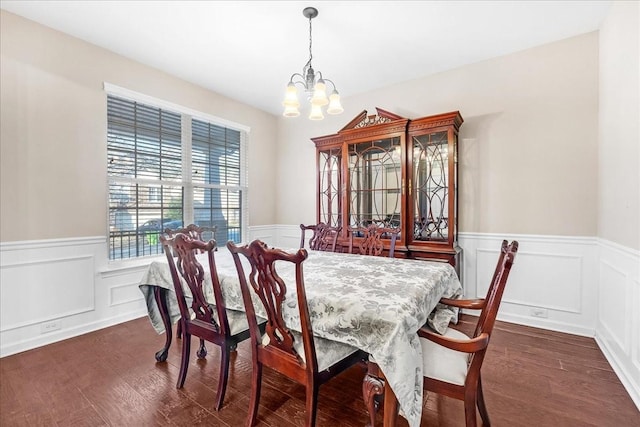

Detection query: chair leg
xmin=214 ymin=345 xmax=231 ymax=411
xmin=176 ymin=319 xmax=182 ymax=339
xmin=464 ymin=388 xmax=478 ymax=427
xmin=305 ymin=382 xmax=319 ymax=427
xmin=177 ymin=332 xmax=191 ymax=388
xmin=477 ymin=375 xmax=491 ymax=426
xmin=196 ymin=339 xmax=207 ymax=358
xmin=246 ymin=363 xmax=262 ymax=427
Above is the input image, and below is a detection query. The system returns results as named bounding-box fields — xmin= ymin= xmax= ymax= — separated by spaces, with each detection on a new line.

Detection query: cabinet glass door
xmin=318 ymin=148 xmax=342 ymax=227
xmin=348 ymin=137 xmax=401 ymax=229
xmin=412 ymin=131 xmax=449 ymax=241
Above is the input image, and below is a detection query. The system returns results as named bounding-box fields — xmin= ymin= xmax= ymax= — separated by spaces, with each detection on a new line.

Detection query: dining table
xmin=139 ymin=247 xmax=462 ymax=427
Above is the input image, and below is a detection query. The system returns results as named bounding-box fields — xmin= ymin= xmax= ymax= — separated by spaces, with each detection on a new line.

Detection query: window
xmin=106 ymin=89 xmax=248 ymax=260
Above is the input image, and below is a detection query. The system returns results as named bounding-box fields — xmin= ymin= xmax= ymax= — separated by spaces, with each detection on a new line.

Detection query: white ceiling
xmin=1 ymin=1 xmax=611 ymax=116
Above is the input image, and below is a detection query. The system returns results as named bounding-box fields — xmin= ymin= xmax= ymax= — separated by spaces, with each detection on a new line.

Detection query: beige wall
xmin=276 ymin=32 xmax=600 ymax=237
xmin=598 ymin=1 xmax=640 ymax=251
xmin=0 ymin=11 xmax=278 ymax=242
xmin=4 ymin=9 xmax=624 ymax=245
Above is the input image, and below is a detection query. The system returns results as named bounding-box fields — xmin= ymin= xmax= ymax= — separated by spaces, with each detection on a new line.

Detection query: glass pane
xmin=319 ymin=148 xmax=342 ymax=227
xmin=413 ymin=131 xmax=449 ymax=241
xmin=193 ymin=186 xmax=242 ymax=243
xmin=108 ymin=183 xmax=184 ymax=260
xmin=348 ymin=137 xmax=401 ymax=231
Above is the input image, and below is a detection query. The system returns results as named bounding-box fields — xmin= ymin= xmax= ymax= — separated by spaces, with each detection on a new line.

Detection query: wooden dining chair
xmin=160 ymin=233 xmax=257 ymax=411
xmin=227 ymin=239 xmax=368 ymax=427
xmin=416 ymin=240 xmax=518 ymax=427
xmin=163 ymin=223 xmax=217 ymax=342
xmin=300 ymin=222 xmax=341 ymax=252
xmin=348 ymin=224 xmax=399 ymax=258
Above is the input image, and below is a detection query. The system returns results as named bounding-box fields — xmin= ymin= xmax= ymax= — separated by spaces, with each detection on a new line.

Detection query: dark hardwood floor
xmin=1 ymin=314 xmax=638 ymax=426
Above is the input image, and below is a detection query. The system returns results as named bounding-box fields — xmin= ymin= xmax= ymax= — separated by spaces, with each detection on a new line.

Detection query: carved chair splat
xmin=348 ymin=224 xmax=400 ymax=258
xmin=300 ymin=223 xmax=341 ymax=252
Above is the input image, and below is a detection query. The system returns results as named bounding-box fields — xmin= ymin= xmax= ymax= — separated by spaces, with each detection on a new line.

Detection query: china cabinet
xmin=311 ymin=108 xmax=463 ymax=271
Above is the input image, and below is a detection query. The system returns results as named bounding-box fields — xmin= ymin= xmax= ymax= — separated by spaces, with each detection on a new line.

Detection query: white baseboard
xmin=1 ymin=309 xmax=148 ymax=357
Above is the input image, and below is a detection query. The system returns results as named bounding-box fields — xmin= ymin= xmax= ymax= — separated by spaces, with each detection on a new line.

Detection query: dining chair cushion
xmin=420 ymin=327 xmax=469 ymax=386
xmin=262 ymin=332 xmax=360 ymax=372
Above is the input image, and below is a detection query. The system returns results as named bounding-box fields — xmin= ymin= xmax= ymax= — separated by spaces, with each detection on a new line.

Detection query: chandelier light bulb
xmin=310 ymin=79 xmax=328 ymax=106
xmin=327 ymin=90 xmax=344 ymax=115
xmin=283 ymin=104 xmax=301 ymax=117
xmin=283 ymin=83 xmax=300 ymax=108
xmin=309 ymin=103 xmax=324 ymax=120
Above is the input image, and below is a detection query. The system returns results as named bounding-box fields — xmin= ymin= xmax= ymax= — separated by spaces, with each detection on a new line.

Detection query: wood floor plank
xmin=54 ymin=405 xmax=109 ymax=427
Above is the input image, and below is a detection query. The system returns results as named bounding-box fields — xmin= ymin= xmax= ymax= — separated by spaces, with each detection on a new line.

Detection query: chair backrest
xmin=348 ymin=224 xmax=400 ymax=257
xmin=160 ymin=233 xmax=231 ymax=336
xmin=300 ymin=223 xmax=341 ymax=252
xmin=469 ymin=240 xmax=518 ymax=369
xmin=475 ymin=240 xmax=518 ymax=336
xmin=227 ymin=240 xmax=319 ymax=373
xmin=164 ymin=224 xmax=216 ymax=244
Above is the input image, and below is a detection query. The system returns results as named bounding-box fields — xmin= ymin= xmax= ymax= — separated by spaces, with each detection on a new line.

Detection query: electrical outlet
xmin=530 ymin=308 xmax=548 ymax=318
xmin=40 ymin=320 xmax=61 ymax=334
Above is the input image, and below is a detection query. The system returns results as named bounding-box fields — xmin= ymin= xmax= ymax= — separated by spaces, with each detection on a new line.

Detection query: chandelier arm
xmin=289 ymin=73 xmax=305 ymax=84
xmin=322 ymin=78 xmax=338 ymax=92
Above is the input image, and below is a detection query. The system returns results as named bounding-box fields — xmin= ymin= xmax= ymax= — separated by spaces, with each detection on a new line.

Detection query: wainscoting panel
xmin=248 ymin=225 xmax=277 ymax=247
xmin=0 ymin=237 xmax=149 ymax=357
xmin=0 ymin=255 xmax=95 ymax=331
xmin=277 ymin=224 xmax=304 ymax=249
xmin=595 ymin=239 xmax=640 ymax=410
xmin=459 ymin=233 xmax=598 ymax=337
xmin=476 ymin=247 xmax=583 ymax=313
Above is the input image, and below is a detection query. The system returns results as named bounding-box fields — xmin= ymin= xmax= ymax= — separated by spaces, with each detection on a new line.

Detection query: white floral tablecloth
xmin=139 ymin=248 xmax=462 ymax=427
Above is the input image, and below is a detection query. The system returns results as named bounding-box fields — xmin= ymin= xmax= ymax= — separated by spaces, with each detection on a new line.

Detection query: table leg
xmin=153 ymin=286 xmax=173 ymax=362
xmin=382 ymin=381 xmax=399 ymax=427
xmin=363 ymin=362 xmax=399 ymax=427
xmin=363 ymin=373 xmax=384 ymax=426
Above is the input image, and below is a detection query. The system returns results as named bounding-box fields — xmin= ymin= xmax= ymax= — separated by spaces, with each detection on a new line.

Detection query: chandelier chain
xmin=308 ymin=14 xmax=313 ymax=67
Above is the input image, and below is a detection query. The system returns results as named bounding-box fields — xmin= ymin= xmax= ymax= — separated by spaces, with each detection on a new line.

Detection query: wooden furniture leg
xmin=363 ymin=372 xmax=384 ymax=427
xmin=152 ymin=286 xmax=173 ymax=362
xmin=173 ymin=297 xmax=207 ymax=358
xmin=363 ymin=361 xmax=399 ymax=427
xmin=382 ymin=380 xmax=399 ymax=427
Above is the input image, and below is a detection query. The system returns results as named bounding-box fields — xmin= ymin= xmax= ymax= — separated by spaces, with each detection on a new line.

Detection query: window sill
xmin=99 ymin=254 xmax=165 ymax=276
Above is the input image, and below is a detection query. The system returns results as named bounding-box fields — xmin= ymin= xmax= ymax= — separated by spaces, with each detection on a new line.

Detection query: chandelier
xmin=282 ymin=7 xmax=343 ymax=120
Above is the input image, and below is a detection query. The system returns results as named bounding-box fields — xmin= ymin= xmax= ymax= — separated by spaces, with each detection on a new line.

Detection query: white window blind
xmin=106 ymin=92 xmax=248 ymax=260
